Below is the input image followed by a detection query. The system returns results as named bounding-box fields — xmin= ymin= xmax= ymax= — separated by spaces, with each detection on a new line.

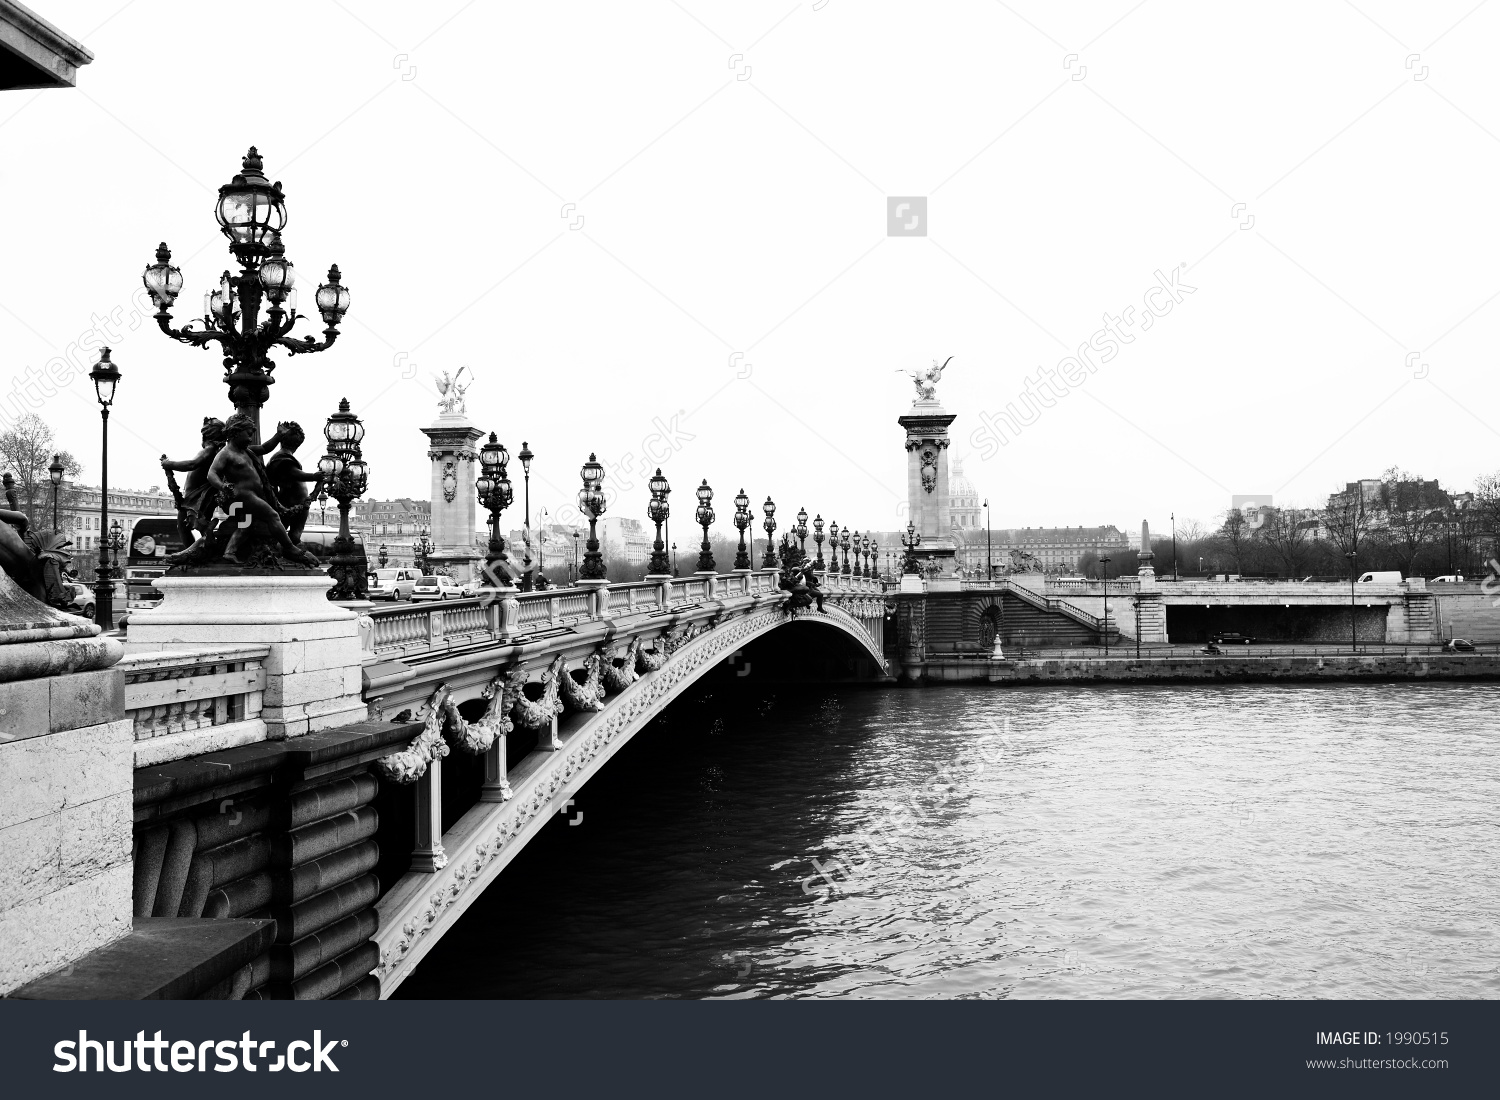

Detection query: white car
xmin=1431 ymin=574 xmax=1465 ymax=583
xmin=409 ymin=574 xmax=465 ymax=602
xmin=368 ymin=567 xmax=421 ymax=601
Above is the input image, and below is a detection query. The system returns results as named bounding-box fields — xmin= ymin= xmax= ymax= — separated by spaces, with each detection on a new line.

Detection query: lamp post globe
xmin=517 ymin=440 xmax=534 ymax=589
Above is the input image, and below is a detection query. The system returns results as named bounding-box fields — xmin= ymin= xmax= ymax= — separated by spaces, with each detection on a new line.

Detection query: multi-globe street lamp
xmin=378 ymin=543 xmax=389 ymax=568
xmin=647 ymin=468 xmax=672 ymax=577
xmin=870 ymin=537 xmax=879 ymax=580
xmin=732 ymin=488 xmax=752 ymax=571
xmin=142 ymin=147 xmax=349 ymax=441
xmin=48 ymin=453 xmax=63 ymax=530
xmin=841 ymin=528 xmax=853 ymax=576
xmin=795 ymin=507 xmax=809 ymax=564
xmin=901 ymin=520 xmax=922 ymax=574
xmin=88 ymin=349 xmax=120 ymax=628
xmin=828 ymin=521 xmax=840 ymax=574
xmin=812 ymin=514 xmax=826 ymax=572
xmin=476 ymin=432 xmax=514 ymax=585
xmin=694 ymin=480 xmax=716 ymax=574
xmin=518 ymin=441 xmax=534 ymax=590
xmin=316 ymin=398 xmax=369 ymax=600
xmin=414 ymin=526 xmax=433 ymax=574
xmin=577 ymin=454 xmax=607 ymax=582
xmin=108 ymin=519 xmax=124 ymax=579
xmin=761 ymin=496 xmax=777 ymax=569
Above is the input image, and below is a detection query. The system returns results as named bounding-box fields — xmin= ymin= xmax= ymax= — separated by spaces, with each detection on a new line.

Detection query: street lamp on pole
xmin=108 ymin=519 xmax=124 ymax=579
xmin=88 ymin=349 xmax=120 ymax=629
xmin=48 ymin=454 xmax=64 ymax=531
xmin=576 ymin=454 xmax=607 ymax=582
xmin=1171 ymin=511 xmax=1178 ymax=582
xmin=812 ymin=514 xmax=826 ymax=572
xmin=378 ymin=543 xmax=388 ymax=568
xmin=647 ymin=469 xmax=672 ymax=577
xmin=1099 ymin=554 xmax=1112 ymax=656
xmin=695 ymin=481 xmax=716 ymax=574
xmin=795 ymin=507 xmax=809 ymax=565
xmin=841 ymin=528 xmax=853 ymax=576
xmin=901 ymin=520 xmax=921 ymax=574
xmin=518 ymin=441 xmax=534 ymax=590
xmin=828 ymin=521 xmax=839 ymax=574
xmin=317 ymin=398 xmax=369 ymax=601
xmin=476 ymin=432 xmax=513 ymax=586
xmin=761 ymin=497 xmax=777 ymax=569
xmin=1346 ymin=549 xmax=1358 ymax=652
xmin=984 ymin=497 xmax=992 ymax=580
xmin=732 ymin=488 xmax=752 ymax=571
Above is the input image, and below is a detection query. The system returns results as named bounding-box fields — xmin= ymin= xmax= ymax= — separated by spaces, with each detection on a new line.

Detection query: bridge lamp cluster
xmin=646 ymin=469 xmax=671 ymax=577
xmin=761 ymin=496 xmax=777 ymax=569
xmin=732 ymin=489 xmax=753 ymax=571
xmin=477 ymin=433 xmax=513 ymax=576
xmin=577 ymin=454 xmax=607 ymax=582
xmin=143 ymin=148 xmax=350 ymax=430
xmin=901 ymin=520 xmax=922 ymax=575
xmin=316 ymin=398 xmax=369 ymax=599
xmin=694 ymin=480 xmax=716 ymax=574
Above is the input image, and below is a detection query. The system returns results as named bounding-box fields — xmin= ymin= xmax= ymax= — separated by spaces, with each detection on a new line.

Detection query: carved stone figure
xmin=161 ymin=417 xmax=227 ymax=546
xmin=905 ymin=356 xmax=953 ymax=403
xmin=433 ymin=365 xmax=471 ymax=416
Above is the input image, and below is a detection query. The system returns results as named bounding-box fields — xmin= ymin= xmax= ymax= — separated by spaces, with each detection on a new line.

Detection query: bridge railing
xmin=120 ymin=643 xmax=270 ymax=767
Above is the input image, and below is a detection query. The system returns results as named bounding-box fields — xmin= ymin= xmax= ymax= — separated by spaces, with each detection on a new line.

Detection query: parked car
xmin=1212 ymin=631 xmax=1255 ymax=645
xmin=1357 ymin=571 xmax=1402 ymax=583
xmin=1444 ymin=638 xmax=1477 ymax=652
xmin=368 ymin=567 xmax=421 ymax=601
xmin=409 ymin=574 xmax=464 ymax=602
xmin=64 ymin=581 xmax=95 ymax=620
xmin=1431 ymin=574 xmax=1465 ymax=583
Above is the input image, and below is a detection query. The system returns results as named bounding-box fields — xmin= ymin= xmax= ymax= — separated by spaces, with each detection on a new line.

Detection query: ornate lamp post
xmin=693 ymin=480 xmax=716 ymax=574
xmin=793 ymin=507 xmax=809 ymax=567
xmin=143 ymin=148 xmax=349 ymax=440
xmin=841 ymin=528 xmax=853 ymax=576
xmin=48 ymin=453 xmax=63 ymax=530
xmin=760 ymin=496 xmax=777 ymax=569
xmin=828 ymin=521 xmax=840 ymax=574
xmin=108 ymin=519 xmax=124 ymax=578
xmin=1346 ymin=549 xmax=1357 ymax=652
xmin=1099 ymin=555 xmax=1112 ymax=656
xmin=378 ymin=543 xmax=388 ymax=568
xmin=414 ymin=525 xmax=432 ymax=574
xmin=577 ymin=453 xmax=607 ymax=582
xmin=985 ymin=497 xmax=992 ymax=580
xmin=732 ymin=488 xmax=752 ymax=571
xmin=317 ymin=398 xmax=369 ymax=600
xmin=518 ymin=441 xmax=534 ymax=591
xmin=572 ymin=531 xmax=580 ymax=584
xmin=671 ymin=541 xmax=678 ymax=576
xmin=647 ymin=468 xmax=672 ymax=577
xmin=476 ymin=433 xmax=514 ymax=585
xmin=870 ymin=537 xmax=880 ymax=580
xmin=861 ymin=534 xmax=873 ymax=578
xmin=901 ymin=520 xmax=922 ymax=574
xmin=812 ymin=514 xmax=826 ymax=572
xmin=88 ymin=349 xmax=120 ymax=628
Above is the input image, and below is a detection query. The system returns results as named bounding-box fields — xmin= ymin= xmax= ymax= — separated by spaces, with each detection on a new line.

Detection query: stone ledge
xmin=7 ymin=917 xmax=275 ymax=1000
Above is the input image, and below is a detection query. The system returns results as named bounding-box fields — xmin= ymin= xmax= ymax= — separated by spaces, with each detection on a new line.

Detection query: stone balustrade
xmin=120 ymin=644 xmax=270 ymax=768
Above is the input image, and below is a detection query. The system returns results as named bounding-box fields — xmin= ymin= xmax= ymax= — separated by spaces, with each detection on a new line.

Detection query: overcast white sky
xmin=4 ymin=1 xmax=1498 ymax=540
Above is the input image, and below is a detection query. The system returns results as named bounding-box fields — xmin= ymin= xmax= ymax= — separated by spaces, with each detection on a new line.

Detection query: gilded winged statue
xmin=905 ymin=356 xmax=953 ymax=402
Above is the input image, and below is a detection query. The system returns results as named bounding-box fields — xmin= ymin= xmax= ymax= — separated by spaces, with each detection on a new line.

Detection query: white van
xmin=369 ymin=567 xmax=421 ymax=601
xmin=1357 ymin=570 xmax=1402 ymax=583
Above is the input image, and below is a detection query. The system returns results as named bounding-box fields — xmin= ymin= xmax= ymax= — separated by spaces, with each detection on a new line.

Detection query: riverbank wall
xmin=913 ymin=653 xmax=1500 ymax=685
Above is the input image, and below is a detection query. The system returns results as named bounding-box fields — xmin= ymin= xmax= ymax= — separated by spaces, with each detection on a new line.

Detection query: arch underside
xmin=374 ymin=603 xmax=886 ymax=994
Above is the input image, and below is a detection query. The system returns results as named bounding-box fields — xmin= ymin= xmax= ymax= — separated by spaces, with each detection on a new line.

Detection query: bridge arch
xmin=372 ymin=597 xmax=887 ymax=994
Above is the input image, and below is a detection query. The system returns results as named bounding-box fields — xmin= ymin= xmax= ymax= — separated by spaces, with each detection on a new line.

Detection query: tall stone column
xmin=421 ymin=412 xmax=484 ymax=585
xmin=898 ymin=398 xmax=959 ymax=582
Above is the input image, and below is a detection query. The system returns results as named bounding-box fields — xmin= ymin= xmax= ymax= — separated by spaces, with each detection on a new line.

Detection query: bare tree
xmin=1216 ymin=507 xmax=1251 ymax=573
xmin=1378 ymin=466 xmax=1448 ymax=575
xmin=1176 ymin=517 xmax=1208 ymax=543
xmin=0 ymin=413 xmax=83 ymax=527
xmin=1474 ymin=472 xmax=1500 ymax=565
xmin=1257 ymin=506 xmax=1315 ymax=577
xmin=1319 ymin=485 xmax=1371 ymax=574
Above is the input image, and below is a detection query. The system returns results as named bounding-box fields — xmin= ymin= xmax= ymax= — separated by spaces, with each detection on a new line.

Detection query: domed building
xmin=947 ymin=460 xmax=988 ymax=574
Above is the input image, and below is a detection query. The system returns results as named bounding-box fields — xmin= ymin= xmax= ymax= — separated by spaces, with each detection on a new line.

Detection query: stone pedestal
xmin=0 ymin=573 xmax=131 ymax=996
xmin=898 ymin=398 xmax=960 ymax=576
xmin=422 ymin=412 xmax=485 ymax=585
xmin=126 ymin=575 xmax=366 ymax=739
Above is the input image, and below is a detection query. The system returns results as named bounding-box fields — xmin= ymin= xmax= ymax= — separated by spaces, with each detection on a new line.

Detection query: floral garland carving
xmin=511 ymin=654 xmax=565 ymax=729
xmin=636 ymin=642 xmax=667 ymax=672
xmin=603 ymin=637 xmax=642 ymax=692
xmin=560 ymin=653 xmax=606 ymax=712
xmin=375 ymin=684 xmax=453 ymax=784
xmin=443 ymin=669 xmax=516 ymax=755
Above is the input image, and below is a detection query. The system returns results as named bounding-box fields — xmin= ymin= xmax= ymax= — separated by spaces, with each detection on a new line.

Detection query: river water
xmin=395 ymin=682 xmax=1500 ymax=999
